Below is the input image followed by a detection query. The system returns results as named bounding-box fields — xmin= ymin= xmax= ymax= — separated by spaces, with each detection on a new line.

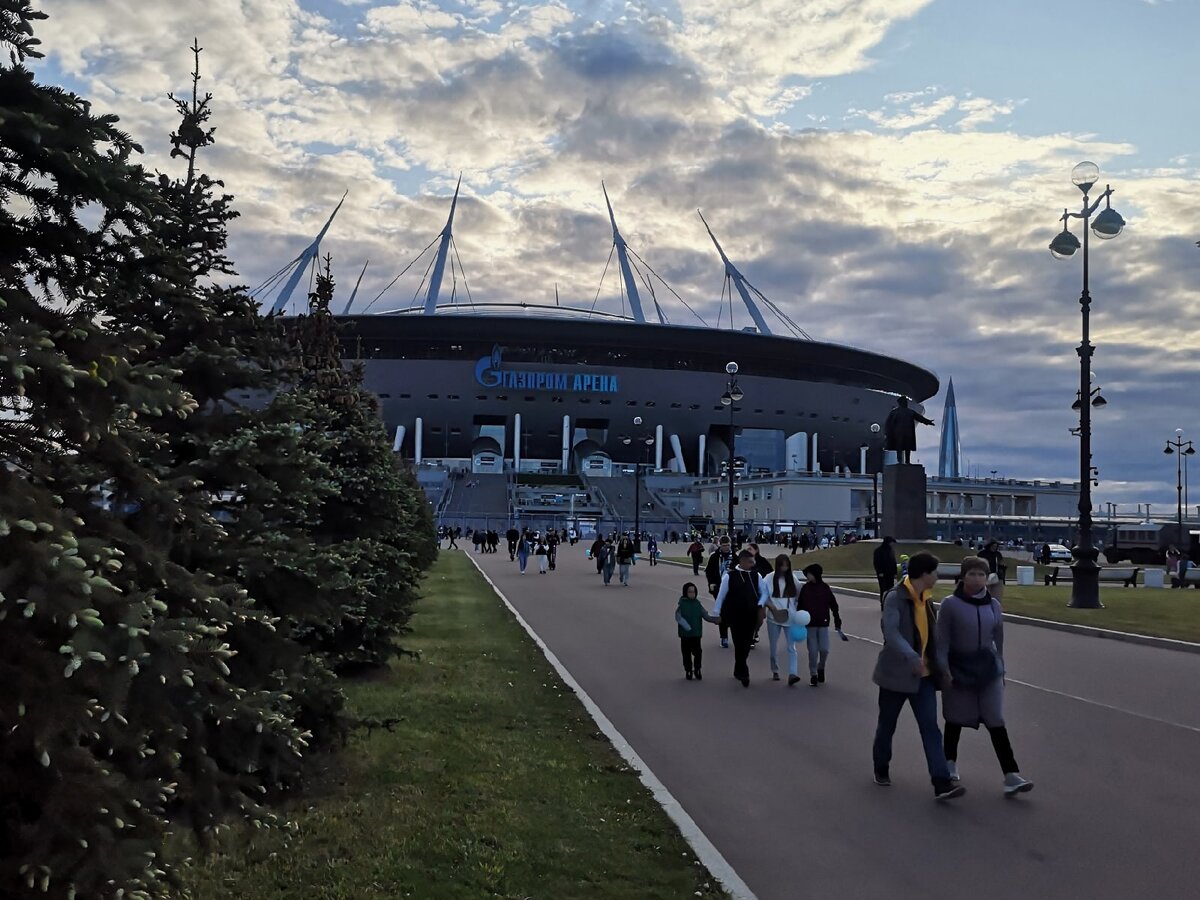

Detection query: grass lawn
xmin=830 ymin=581 xmax=1200 ymax=644
xmin=672 ymin=541 xmax=979 ymax=575
xmin=173 ymin=553 xmax=728 ymax=900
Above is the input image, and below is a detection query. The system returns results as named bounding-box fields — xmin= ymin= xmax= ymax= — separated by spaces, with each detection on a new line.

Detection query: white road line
xmin=467 ymin=555 xmax=757 ymax=900
xmin=842 ymin=631 xmax=1200 ymax=736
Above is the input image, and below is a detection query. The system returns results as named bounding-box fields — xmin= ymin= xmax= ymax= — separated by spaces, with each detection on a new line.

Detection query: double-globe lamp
xmin=720 ymin=362 xmax=743 ymax=543
xmin=1048 ymin=161 xmax=1126 ymax=610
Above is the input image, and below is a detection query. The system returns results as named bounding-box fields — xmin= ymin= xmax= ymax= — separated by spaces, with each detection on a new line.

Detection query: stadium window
xmin=378 ymin=393 xmax=391 ymax=399
xmin=448 ymin=394 xmax=460 ymax=400
xmin=670 ymin=403 xmax=682 ymax=409
xmin=450 ymin=428 xmax=462 ymax=435
xmin=626 ymin=400 xmax=637 ymax=406
xmin=578 ymin=398 xmax=591 ymax=404
xmin=525 ymin=396 xmax=536 ymax=402
xmin=400 ymin=393 xmax=411 ymax=399
xmin=427 ymin=394 xmax=438 ymax=399
xmin=476 ymin=394 xmax=487 ymax=400
xmin=775 ymin=409 xmax=784 ymax=415
xmin=497 ymin=395 xmax=508 ymax=401
xmin=645 ymin=401 xmax=656 ymax=407
xmin=754 ymin=409 xmax=763 ymax=414
xmin=600 ymin=399 xmax=611 ymax=405
xmin=689 ymin=404 xmax=701 ymax=410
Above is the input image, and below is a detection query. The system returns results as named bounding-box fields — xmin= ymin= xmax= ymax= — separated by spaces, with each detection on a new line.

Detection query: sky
xmin=27 ymin=0 xmax=1200 ymax=514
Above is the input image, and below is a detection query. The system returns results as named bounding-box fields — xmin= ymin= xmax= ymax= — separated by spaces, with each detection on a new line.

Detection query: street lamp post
xmin=867 ymin=423 xmax=883 ymax=538
xmin=1164 ymin=429 xmax=1196 ymax=549
xmin=720 ymin=362 xmax=743 ymax=545
xmin=621 ymin=416 xmax=655 ymax=551
xmin=1049 ymin=160 xmax=1126 ymax=609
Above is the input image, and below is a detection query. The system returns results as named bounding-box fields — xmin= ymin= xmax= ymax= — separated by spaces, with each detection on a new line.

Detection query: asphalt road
xmin=471 ymin=546 xmax=1200 ymax=900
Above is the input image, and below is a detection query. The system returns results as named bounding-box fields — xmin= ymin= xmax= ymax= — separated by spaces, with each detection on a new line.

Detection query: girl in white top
xmin=766 ymin=554 xmax=801 ymax=685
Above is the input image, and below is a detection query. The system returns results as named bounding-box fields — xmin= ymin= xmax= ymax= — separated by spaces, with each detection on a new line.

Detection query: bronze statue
xmin=884 ymin=395 xmax=934 ymax=465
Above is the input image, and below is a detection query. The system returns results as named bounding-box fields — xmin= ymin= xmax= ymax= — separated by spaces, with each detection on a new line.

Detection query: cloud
xmin=28 ymin=0 xmax=1200 ymax=508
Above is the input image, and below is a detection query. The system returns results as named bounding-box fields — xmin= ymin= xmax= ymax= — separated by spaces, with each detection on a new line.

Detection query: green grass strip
xmin=831 ymin=581 xmax=1200 ymax=644
xmin=174 ymin=553 xmax=729 ymax=899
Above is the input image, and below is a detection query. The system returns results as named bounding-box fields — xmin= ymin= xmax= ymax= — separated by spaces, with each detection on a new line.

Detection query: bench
xmin=1172 ymin=567 xmax=1200 ymax=588
xmin=1045 ymin=565 xmax=1140 ymax=587
xmin=937 ymin=562 xmax=1008 ymax=583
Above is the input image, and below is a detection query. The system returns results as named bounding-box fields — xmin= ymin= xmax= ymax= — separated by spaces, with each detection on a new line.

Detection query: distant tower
xmin=938 ymin=378 xmax=962 ymax=478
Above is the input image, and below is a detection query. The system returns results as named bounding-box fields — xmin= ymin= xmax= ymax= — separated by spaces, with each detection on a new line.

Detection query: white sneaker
xmin=1003 ymin=773 xmax=1033 ymax=796
xmin=947 ymin=762 xmax=960 ymax=782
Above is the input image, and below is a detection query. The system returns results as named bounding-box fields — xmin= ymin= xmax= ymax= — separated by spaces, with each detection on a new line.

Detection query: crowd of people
xmin=450 ymin=520 xmax=1034 ymax=802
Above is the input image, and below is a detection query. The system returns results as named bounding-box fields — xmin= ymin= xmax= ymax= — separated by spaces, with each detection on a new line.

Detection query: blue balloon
xmin=789 ymin=625 xmax=808 ymax=642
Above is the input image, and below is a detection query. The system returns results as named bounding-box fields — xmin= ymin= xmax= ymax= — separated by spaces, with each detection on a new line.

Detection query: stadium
xmin=258 ymin=182 xmax=942 ymax=534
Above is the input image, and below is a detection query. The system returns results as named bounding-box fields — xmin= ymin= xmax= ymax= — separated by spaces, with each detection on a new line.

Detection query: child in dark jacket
xmin=675 ymin=582 xmax=719 ymax=680
xmin=798 ymin=563 xmax=843 ymax=686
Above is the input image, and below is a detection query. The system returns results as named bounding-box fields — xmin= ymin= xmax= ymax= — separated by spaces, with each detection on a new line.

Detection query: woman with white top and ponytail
xmin=766 ymin=554 xmax=801 ymax=685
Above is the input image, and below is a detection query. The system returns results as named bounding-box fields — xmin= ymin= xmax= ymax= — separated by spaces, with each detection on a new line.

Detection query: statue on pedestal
xmin=884 ymin=395 xmax=935 ymax=465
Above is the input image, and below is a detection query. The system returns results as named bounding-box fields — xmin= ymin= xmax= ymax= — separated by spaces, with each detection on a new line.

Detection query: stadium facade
xmin=260 ymin=182 xmax=939 ymax=480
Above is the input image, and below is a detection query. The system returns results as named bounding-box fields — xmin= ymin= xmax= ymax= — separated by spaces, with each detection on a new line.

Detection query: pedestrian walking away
xmin=873 ymin=536 xmax=897 ymax=606
xmin=712 ymin=549 xmax=770 ymax=687
xmin=797 ymin=563 xmax=842 ymax=687
xmin=705 ymin=537 xmax=735 ymax=648
xmin=936 ymin=557 xmax=1033 ymax=796
xmin=871 ymin=552 xmax=965 ymax=801
xmin=600 ymin=539 xmax=617 ymax=586
xmin=517 ymin=535 xmax=531 ymax=575
xmin=765 ymin=554 xmax=800 ymax=684
xmin=675 ymin=582 xmax=720 ymax=680
xmin=506 ymin=526 xmax=520 ymax=560
xmin=687 ymin=538 xmax=705 ymax=575
xmin=616 ymin=535 xmax=636 ymax=586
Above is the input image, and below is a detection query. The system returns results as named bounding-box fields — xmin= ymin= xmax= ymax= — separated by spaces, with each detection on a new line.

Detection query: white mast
xmin=603 ymin=182 xmax=648 ymax=324
xmin=268 ymin=191 xmax=347 ymax=314
xmin=698 ymin=209 xmax=772 ymax=336
xmin=423 ymin=174 xmax=461 ymax=315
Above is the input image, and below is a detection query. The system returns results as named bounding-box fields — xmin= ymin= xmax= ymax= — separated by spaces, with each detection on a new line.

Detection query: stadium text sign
xmin=474 ymin=346 xmax=619 ymax=393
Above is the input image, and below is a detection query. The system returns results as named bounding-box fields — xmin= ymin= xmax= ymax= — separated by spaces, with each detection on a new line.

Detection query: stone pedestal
xmin=882 ymin=463 xmax=927 ymax=540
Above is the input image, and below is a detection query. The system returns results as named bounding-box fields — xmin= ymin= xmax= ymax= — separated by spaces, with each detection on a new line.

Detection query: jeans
xmin=618 ymin=563 xmax=631 ymax=585
xmin=518 ymin=554 xmax=528 ymax=573
xmin=766 ymin=619 xmax=798 ymax=676
xmin=729 ymin=620 xmax=756 ymax=681
xmin=602 ymin=564 xmax=615 ymax=585
xmin=806 ymin=626 xmax=830 ymax=676
xmin=680 ymin=636 xmax=702 ymax=674
xmin=873 ymin=677 xmax=951 ymax=787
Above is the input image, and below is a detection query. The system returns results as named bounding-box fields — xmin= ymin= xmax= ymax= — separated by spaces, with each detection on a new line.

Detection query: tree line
xmin=1 ymin=4 xmax=436 ymax=897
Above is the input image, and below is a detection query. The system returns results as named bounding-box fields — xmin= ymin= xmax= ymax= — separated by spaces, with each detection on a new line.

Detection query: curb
xmin=829 ymin=584 xmax=1200 ymax=656
xmin=465 ymin=555 xmax=757 ymax=900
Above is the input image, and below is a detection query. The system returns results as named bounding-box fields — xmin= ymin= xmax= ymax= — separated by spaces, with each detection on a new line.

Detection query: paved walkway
xmin=471 ymin=547 xmax=1200 ymax=900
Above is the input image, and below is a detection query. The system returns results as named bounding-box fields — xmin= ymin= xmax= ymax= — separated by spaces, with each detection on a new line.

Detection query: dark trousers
xmin=691 ymin=557 xmax=702 ymax=575
xmin=944 ymin=723 xmax=1019 ymax=774
xmin=873 ymin=678 xmax=951 ymax=787
xmin=728 ymin=620 xmax=756 ymax=681
xmin=876 ymin=573 xmax=894 ymax=603
xmin=680 ymin=637 xmax=702 ymax=674
xmin=508 ymin=540 xmax=517 ymax=560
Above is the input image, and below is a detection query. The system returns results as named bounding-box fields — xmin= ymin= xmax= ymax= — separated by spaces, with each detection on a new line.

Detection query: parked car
xmin=1046 ymin=543 xmax=1074 ymax=563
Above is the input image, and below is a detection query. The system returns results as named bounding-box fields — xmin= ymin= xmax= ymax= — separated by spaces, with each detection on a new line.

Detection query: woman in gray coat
xmin=936 ymin=557 xmax=1033 ymax=796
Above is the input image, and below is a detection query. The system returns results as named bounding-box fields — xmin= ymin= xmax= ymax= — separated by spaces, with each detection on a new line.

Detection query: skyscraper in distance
xmin=938 ymin=378 xmax=962 ymax=478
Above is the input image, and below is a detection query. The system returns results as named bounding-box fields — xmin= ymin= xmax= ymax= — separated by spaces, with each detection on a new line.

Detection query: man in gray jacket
xmin=871 ymin=552 xmax=965 ymax=801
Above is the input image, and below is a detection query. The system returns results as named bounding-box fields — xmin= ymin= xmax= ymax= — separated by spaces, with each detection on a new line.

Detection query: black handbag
xmin=948 ymin=602 xmax=1002 ymax=688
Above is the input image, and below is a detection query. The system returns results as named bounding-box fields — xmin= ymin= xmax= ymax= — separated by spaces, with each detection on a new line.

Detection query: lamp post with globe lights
xmin=1049 ymin=161 xmax=1126 ymax=609
xmin=720 ymin=362 xmax=743 ymax=544
xmin=866 ymin=423 xmax=883 ymax=538
xmin=1164 ymin=429 xmax=1195 ymax=553
xmin=620 ymin=416 xmax=655 ymax=550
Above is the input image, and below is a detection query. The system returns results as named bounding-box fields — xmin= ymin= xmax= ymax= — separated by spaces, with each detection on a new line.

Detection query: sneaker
xmin=1004 ymin=773 xmax=1034 ymax=796
xmin=810 ymin=675 xmax=819 ymax=686
xmin=772 ymin=672 xmax=780 ymax=681
xmin=934 ymin=783 xmax=966 ymax=801
xmin=740 ymin=677 xmax=750 ymax=687
xmin=685 ymin=672 xmax=694 ymax=680
xmin=721 ymin=639 xmax=729 ymax=649
xmin=695 ymin=671 xmax=703 ymax=681
xmin=873 ymin=771 xmax=891 ymax=787
xmin=788 ymin=675 xmax=801 ymax=686
xmin=817 ymin=669 xmax=825 ymax=684
xmin=947 ymin=762 xmax=960 ymax=782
